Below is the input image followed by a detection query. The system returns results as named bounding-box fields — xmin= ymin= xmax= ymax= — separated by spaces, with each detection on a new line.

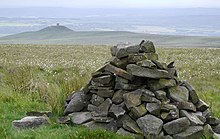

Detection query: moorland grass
xmin=0 ymin=44 xmax=219 ymax=139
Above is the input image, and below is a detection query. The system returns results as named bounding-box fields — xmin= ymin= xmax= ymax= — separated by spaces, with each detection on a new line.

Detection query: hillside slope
xmin=0 ymin=25 xmax=220 ymax=47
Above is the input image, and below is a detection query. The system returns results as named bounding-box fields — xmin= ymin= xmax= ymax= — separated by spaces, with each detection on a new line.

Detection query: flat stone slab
xmin=123 ymin=89 xmax=142 ymax=110
xmin=173 ymin=126 xmax=203 ymax=139
xmin=12 ymin=116 xmax=49 ymax=129
xmin=69 ymin=112 xmax=92 ymax=124
xmin=163 ymin=117 xmax=190 ymax=135
xmin=126 ymin=64 xmax=171 ymax=79
xmin=180 ymin=110 xmax=204 ymax=126
xmin=137 ymin=114 xmax=163 ymax=138
xmin=83 ymin=120 xmax=117 ymax=132
xmin=168 ymin=86 xmax=189 ymax=102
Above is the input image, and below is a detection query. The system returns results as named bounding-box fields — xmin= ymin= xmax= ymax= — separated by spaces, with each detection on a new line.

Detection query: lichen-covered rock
xmin=121 ymin=115 xmax=142 ymax=134
xmin=137 ymin=114 xmax=163 ymax=138
xmin=109 ymin=104 xmax=126 ymax=119
xmin=12 ymin=116 xmax=49 ymax=129
xmin=146 ymin=103 xmax=161 ymax=116
xmin=168 ymin=86 xmax=189 ymax=102
xmin=64 ymin=91 xmax=88 ymax=115
xmin=148 ymin=79 xmax=176 ymax=91
xmin=163 ymin=117 xmax=190 ymax=135
xmin=123 ymin=89 xmax=142 ymax=110
xmin=196 ymin=99 xmax=209 ymax=112
xmin=130 ymin=104 xmax=147 ymax=119
xmin=139 ymin=40 xmax=156 ymax=53
xmin=83 ymin=120 xmax=117 ymax=132
xmin=173 ymin=126 xmax=204 ymax=139
xmin=112 ymin=90 xmax=127 ymax=104
xmin=69 ymin=112 xmax=92 ymax=124
xmin=90 ymin=94 xmax=104 ymax=106
xmin=181 ymin=81 xmax=199 ymax=104
xmin=180 ymin=110 xmax=204 ymax=126
xmin=127 ymin=64 xmax=171 ymax=79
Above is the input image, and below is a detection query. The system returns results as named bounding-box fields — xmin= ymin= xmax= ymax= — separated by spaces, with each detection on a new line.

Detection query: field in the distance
xmin=0 ymin=44 xmax=220 ymax=138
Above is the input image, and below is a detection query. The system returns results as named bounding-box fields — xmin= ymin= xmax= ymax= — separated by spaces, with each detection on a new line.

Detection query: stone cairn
xmin=63 ymin=40 xmax=220 ymax=139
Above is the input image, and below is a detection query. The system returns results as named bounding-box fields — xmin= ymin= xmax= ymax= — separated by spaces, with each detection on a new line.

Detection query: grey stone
xmin=196 ymin=99 xmax=209 ymax=112
xmin=181 ymin=81 xmax=199 ymax=104
xmin=64 ymin=91 xmax=88 ymax=115
xmin=69 ymin=112 xmax=92 ymax=124
xmin=206 ymin=117 xmax=220 ymax=126
xmin=83 ymin=120 xmax=117 ymax=132
xmin=148 ymin=79 xmax=176 ymax=91
xmin=164 ymin=135 xmax=173 ymax=139
xmin=212 ymin=124 xmax=220 ymax=134
xmin=203 ymin=124 xmax=214 ymax=137
xmin=139 ymin=40 xmax=156 ymax=53
xmin=88 ymin=98 xmax=112 ymax=117
xmin=137 ymin=114 xmax=163 ymax=138
xmin=115 ymin=82 xmax=138 ymax=91
xmin=180 ymin=110 xmax=204 ymax=126
xmin=95 ymin=89 xmax=114 ymax=98
xmin=151 ymin=60 xmax=167 ymax=70
xmin=127 ymin=64 xmax=171 ymax=79
xmin=109 ymin=104 xmax=126 ymax=119
xmin=128 ymin=53 xmax=148 ymax=63
xmin=12 ymin=116 xmax=49 ymax=129
xmin=26 ymin=111 xmax=52 ymax=117
xmin=136 ymin=60 xmax=156 ymax=68
xmin=109 ymin=56 xmax=128 ymax=69
xmin=203 ymin=109 xmax=213 ymax=118
xmin=90 ymin=94 xmax=104 ymax=106
xmin=163 ymin=117 xmax=190 ymax=135
xmin=111 ymin=43 xmax=140 ymax=59
xmin=154 ymin=90 xmax=169 ymax=103
xmin=121 ymin=115 xmax=142 ymax=134
xmin=161 ymin=104 xmax=179 ymax=121
xmin=167 ymin=68 xmax=178 ymax=78
xmin=123 ymin=89 xmax=142 ymax=110
xmin=130 ymin=104 xmax=147 ymax=119
xmin=175 ymin=101 xmax=196 ymax=112
xmin=56 ymin=116 xmax=71 ymax=124
xmin=92 ymin=117 xmax=114 ymax=123
xmin=115 ymin=76 xmax=129 ymax=84
xmin=116 ymin=128 xmax=143 ymax=139
xmin=105 ymin=64 xmax=134 ymax=80
xmin=146 ymin=103 xmax=161 ymax=116
xmin=112 ymin=90 xmax=127 ymax=104
xmin=168 ymin=86 xmax=189 ymax=102
xmin=173 ymin=126 xmax=204 ymax=139
xmin=141 ymin=89 xmax=161 ymax=103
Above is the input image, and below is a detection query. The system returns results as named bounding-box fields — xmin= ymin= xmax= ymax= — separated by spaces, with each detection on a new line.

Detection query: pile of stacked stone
xmin=64 ymin=40 xmax=220 ymax=139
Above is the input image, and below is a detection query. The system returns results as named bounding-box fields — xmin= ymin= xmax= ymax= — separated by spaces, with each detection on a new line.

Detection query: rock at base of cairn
xmin=63 ymin=40 xmax=219 ymax=138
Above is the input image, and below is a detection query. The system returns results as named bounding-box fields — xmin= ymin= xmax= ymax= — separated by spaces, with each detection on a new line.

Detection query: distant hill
xmin=0 ymin=25 xmax=220 ymax=48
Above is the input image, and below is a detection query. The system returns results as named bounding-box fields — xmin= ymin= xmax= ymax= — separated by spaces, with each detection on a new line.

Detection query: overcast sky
xmin=1 ymin=0 xmax=220 ymax=8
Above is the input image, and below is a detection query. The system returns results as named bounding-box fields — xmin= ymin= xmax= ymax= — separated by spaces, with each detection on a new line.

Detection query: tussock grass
xmin=0 ymin=44 xmax=219 ymax=138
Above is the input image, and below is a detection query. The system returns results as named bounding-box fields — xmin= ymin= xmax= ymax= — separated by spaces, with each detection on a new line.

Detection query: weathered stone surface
xmin=212 ymin=124 xmax=220 ymax=134
xmin=130 ymin=104 xmax=147 ymax=119
xmin=161 ymin=104 xmax=179 ymax=121
xmin=174 ymin=101 xmax=196 ymax=112
xmin=109 ymin=104 xmax=126 ymax=119
xmin=181 ymin=81 xmax=199 ymax=104
xmin=90 ymin=94 xmax=104 ymax=106
xmin=69 ymin=112 xmax=92 ymax=124
xmin=92 ymin=117 xmax=114 ymax=123
xmin=151 ymin=60 xmax=167 ymax=70
xmin=127 ymin=64 xmax=171 ymax=79
xmin=115 ymin=76 xmax=129 ymax=83
xmin=56 ymin=116 xmax=71 ymax=124
xmin=146 ymin=103 xmax=161 ymax=116
xmin=115 ymin=82 xmax=138 ymax=90
xmin=128 ymin=53 xmax=148 ymax=63
xmin=105 ymin=64 xmax=133 ymax=80
xmin=109 ymin=56 xmax=128 ymax=69
xmin=112 ymin=90 xmax=127 ymax=104
xmin=83 ymin=120 xmax=117 ymax=132
xmin=180 ymin=110 xmax=204 ymax=126
xmin=164 ymin=135 xmax=173 ymax=139
xmin=167 ymin=68 xmax=178 ymax=78
xmin=91 ymin=75 xmax=113 ymax=85
xmin=203 ymin=124 xmax=214 ymax=137
xmin=12 ymin=116 xmax=49 ymax=129
xmin=88 ymin=98 xmax=112 ymax=117
xmin=168 ymin=86 xmax=189 ymax=102
xmin=137 ymin=114 xmax=163 ymax=138
xmin=116 ymin=128 xmax=142 ymax=139
xmin=203 ymin=109 xmax=213 ymax=118
xmin=163 ymin=117 xmax=190 ymax=135
xmin=111 ymin=43 xmax=140 ymax=58
xmin=136 ymin=60 xmax=156 ymax=68
xmin=123 ymin=89 xmax=142 ymax=110
xmin=95 ymin=89 xmax=114 ymax=98
xmin=64 ymin=91 xmax=88 ymax=115
xmin=154 ymin=90 xmax=169 ymax=103
xmin=206 ymin=117 xmax=220 ymax=126
xmin=26 ymin=111 xmax=52 ymax=117
xmin=196 ymin=99 xmax=209 ymax=112
xmin=121 ymin=115 xmax=142 ymax=134
xmin=139 ymin=40 xmax=156 ymax=53
xmin=173 ymin=126 xmax=204 ymax=139
xmin=141 ymin=89 xmax=161 ymax=103
xmin=148 ymin=79 xmax=176 ymax=91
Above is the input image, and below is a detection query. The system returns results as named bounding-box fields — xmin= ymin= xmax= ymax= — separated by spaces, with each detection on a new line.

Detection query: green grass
xmin=0 ymin=44 xmax=220 ymax=138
